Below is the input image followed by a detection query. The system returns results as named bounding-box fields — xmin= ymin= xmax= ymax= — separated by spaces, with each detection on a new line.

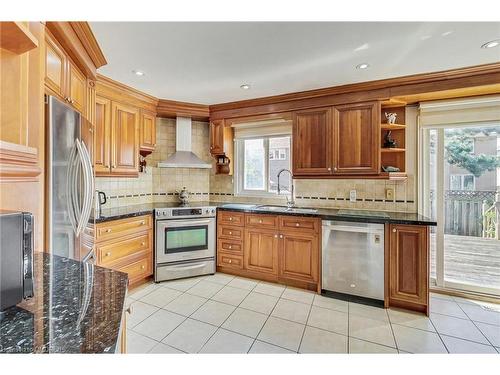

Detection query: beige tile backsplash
xmin=96 ymin=118 xmax=417 ymax=213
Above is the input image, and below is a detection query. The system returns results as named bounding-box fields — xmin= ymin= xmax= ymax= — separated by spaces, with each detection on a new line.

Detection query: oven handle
xmin=157 ymin=219 xmax=214 ymax=227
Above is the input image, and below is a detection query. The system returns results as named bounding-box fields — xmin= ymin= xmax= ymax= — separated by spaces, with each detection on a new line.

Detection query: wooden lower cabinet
xmin=244 ymin=228 xmax=279 ymax=275
xmin=387 ymin=224 xmax=429 ymax=315
xmin=279 ymin=232 xmax=319 ymax=284
xmin=218 ymin=211 xmax=320 ymax=291
xmin=94 ymin=214 xmax=153 ymax=287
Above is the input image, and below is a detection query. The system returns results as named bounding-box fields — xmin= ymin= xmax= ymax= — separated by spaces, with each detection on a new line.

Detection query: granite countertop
xmin=92 ymin=201 xmax=436 ymax=226
xmin=0 ymin=253 xmax=128 ymax=353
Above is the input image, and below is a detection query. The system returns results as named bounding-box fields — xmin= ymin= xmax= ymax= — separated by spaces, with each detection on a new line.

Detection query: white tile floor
xmin=125 ymin=273 xmax=500 ymax=354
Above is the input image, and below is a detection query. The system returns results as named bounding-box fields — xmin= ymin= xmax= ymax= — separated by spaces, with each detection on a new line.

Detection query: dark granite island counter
xmin=0 ymin=253 xmax=128 ymax=353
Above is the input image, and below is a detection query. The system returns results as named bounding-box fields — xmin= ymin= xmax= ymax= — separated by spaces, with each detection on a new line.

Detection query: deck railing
xmin=430 ymin=190 xmax=498 ymax=238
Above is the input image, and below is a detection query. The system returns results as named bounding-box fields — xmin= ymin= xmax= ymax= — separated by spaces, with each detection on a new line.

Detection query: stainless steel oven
xmin=155 ymin=206 xmax=216 ymax=282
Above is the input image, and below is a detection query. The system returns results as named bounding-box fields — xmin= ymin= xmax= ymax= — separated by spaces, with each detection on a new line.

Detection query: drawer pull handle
xmin=295 ymin=223 xmax=300 ymax=227
xmin=141 ymin=242 xmax=145 ymax=246
xmin=392 ymin=228 xmax=397 ymax=233
xmin=229 ymin=231 xmax=232 ymax=235
xmin=106 ymin=229 xmax=112 ymax=233
xmin=228 ymin=259 xmax=232 ymax=264
xmin=141 ymin=265 xmax=145 ymax=270
xmin=229 ymin=217 xmax=233 ymax=221
xmin=140 ymin=220 xmax=145 ymax=225
xmin=106 ymin=252 xmax=111 ymax=257
xmin=228 ymin=245 xmax=232 ymax=249
xmin=279 ymin=234 xmax=283 ymax=239
xmin=259 ymin=219 xmax=263 ymax=223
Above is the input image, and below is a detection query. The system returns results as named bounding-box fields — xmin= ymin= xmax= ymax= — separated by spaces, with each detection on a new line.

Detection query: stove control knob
xmin=163 ymin=212 xmax=167 ymax=216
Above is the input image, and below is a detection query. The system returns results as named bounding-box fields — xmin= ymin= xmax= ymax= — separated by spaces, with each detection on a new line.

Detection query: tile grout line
xmin=384 ymin=307 xmax=400 ymax=353
xmin=296 ymin=297 xmax=314 ymax=353
xmin=455 ymin=300 xmax=498 ymax=350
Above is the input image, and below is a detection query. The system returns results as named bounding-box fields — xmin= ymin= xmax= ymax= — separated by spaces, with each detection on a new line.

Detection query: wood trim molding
xmin=0 ymin=140 xmax=41 ymax=182
xmin=209 ymin=62 xmax=500 ymax=119
xmin=46 ymin=22 xmax=104 ymax=79
xmin=156 ymin=99 xmax=209 ymax=121
xmin=0 ymin=22 xmax=38 ymax=54
xmin=96 ymin=74 xmax=159 ymax=113
xmin=70 ymin=22 xmax=107 ymax=69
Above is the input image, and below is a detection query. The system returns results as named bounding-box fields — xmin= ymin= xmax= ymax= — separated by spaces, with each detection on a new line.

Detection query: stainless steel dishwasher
xmin=322 ymin=220 xmax=384 ymax=301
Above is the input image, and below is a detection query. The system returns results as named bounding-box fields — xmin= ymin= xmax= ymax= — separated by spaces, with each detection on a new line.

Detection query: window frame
xmin=234 ymin=134 xmax=291 ymax=198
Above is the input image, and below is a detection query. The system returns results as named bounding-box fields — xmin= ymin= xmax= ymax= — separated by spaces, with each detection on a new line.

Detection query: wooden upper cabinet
xmin=45 ymin=33 xmax=66 ymax=98
xmin=388 ymin=224 xmax=429 ymax=314
xmin=292 ymin=107 xmax=333 ymax=176
xmin=333 ymin=101 xmax=380 ymax=175
xmin=68 ymin=61 xmax=86 ymax=113
xmin=209 ymin=119 xmax=224 ymax=155
xmin=279 ymin=232 xmax=319 ymax=284
xmin=94 ymin=95 xmax=111 ymax=175
xmin=244 ymin=228 xmax=279 ymax=275
xmin=139 ymin=110 xmax=156 ymax=152
xmin=111 ymin=102 xmax=139 ymax=176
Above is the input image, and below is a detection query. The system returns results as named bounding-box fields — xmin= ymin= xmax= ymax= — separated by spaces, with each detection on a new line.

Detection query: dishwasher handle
xmin=322 ymin=224 xmax=384 ymax=235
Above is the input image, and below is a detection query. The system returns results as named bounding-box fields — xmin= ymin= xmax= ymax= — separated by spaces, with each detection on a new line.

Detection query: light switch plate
xmin=349 ymin=190 xmax=357 ymax=202
xmin=385 ymin=188 xmax=394 ymax=200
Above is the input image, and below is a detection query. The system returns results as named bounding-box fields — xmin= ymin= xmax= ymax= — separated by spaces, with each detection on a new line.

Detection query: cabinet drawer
xmin=218 ymin=211 xmax=244 ymax=226
xmin=218 ymin=225 xmax=243 ymax=240
xmin=97 ymin=233 xmax=150 ymax=266
xmin=279 ymin=216 xmax=319 ymax=233
xmin=96 ymin=215 xmax=151 ymax=242
xmin=217 ymin=239 xmax=242 ymax=254
xmin=245 ymin=214 xmax=278 ymax=229
xmin=218 ymin=252 xmax=243 ymax=269
xmin=118 ymin=255 xmax=151 ymax=285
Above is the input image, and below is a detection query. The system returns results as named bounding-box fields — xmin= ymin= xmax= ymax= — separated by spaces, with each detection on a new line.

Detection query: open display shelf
xmin=380 ymin=103 xmax=407 ymax=179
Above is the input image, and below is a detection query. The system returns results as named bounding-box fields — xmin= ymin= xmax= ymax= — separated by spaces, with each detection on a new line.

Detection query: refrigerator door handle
xmin=66 ymin=141 xmax=79 ymax=234
xmin=75 ymin=139 xmax=94 ymax=237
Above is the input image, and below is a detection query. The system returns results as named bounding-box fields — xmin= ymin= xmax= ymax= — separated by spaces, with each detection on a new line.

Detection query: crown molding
xmin=156 ymin=99 xmax=209 ymax=121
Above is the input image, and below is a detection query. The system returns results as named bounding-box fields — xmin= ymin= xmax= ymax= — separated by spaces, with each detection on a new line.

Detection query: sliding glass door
xmin=420 ymin=124 xmax=500 ymax=296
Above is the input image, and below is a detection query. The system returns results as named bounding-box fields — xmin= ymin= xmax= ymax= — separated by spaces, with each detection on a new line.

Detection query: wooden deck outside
xmin=430 ymin=234 xmax=500 ymax=289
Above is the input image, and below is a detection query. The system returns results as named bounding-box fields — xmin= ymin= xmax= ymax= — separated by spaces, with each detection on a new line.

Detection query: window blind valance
xmin=232 ymin=119 xmax=292 ymax=139
xmin=419 ymin=95 xmax=500 ymax=128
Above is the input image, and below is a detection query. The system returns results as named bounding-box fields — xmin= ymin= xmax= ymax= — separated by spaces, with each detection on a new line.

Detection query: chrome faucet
xmin=277 ymin=169 xmax=295 ymax=209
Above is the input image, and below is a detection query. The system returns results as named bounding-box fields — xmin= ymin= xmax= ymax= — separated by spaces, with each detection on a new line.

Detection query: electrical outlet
xmin=349 ymin=190 xmax=357 ymax=202
xmin=385 ymin=188 xmax=394 ymax=200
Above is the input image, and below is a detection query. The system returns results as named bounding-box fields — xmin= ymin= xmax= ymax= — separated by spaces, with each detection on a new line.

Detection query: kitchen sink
xmin=253 ymin=205 xmax=318 ymax=214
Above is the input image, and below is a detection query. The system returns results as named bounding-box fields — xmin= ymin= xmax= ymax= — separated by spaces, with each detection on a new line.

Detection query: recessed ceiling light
xmin=481 ymin=39 xmax=500 ymax=49
xmin=132 ymin=70 xmax=145 ymax=76
xmin=441 ymin=31 xmax=453 ymax=37
xmin=356 ymin=63 xmax=370 ymax=70
xmin=240 ymin=84 xmax=250 ymax=90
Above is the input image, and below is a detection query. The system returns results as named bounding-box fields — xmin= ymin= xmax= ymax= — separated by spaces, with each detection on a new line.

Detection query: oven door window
xmin=165 ymin=225 xmax=208 ymax=254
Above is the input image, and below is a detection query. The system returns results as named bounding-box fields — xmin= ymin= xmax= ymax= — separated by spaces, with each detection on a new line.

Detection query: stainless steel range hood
xmin=158 ymin=117 xmax=212 ymax=169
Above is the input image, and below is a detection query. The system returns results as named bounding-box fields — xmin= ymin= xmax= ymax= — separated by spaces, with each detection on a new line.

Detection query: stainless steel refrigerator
xmin=46 ymin=95 xmax=95 ymax=261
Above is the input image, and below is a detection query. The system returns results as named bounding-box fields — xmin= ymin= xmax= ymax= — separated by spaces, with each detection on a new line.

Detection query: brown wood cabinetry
xmin=217 ymin=211 xmax=320 ymax=291
xmin=139 ymin=110 xmax=156 ymax=153
xmin=387 ymin=224 xmax=429 ymax=315
xmin=111 ymin=102 xmax=139 ymax=176
xmin=292 ymin=107 xmax=333 ymax=176
xmin=44 ymin=31 xmax=87 ymax=114
xmin=291 ymin=101 xmax=381 ymax=178
xmin=209 ymin=118 xmax=234 ymax=175
xmin=209 ymin=119 xmax=225 ymax=155
xmin=94 ymin=96 xmax=111 ymax=174
xmin=333 ymin=101 xmax=380 ymax=175
xmin=94 ymin=215 xmax=153 ymax=287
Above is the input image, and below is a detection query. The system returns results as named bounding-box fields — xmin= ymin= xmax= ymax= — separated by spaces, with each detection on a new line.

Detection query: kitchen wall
xmin=97 ymin=107 xmax=419 ymax=212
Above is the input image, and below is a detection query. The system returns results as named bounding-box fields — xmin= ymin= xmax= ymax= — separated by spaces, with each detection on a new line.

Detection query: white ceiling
xmin=91 ymin=22 xmax=500 ymax=105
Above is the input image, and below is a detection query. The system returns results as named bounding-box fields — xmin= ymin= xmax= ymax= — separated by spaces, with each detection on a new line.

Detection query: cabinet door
xmin=45 ymin=33 xmax=66 ymax=98
xmin=111 ymin=102 xmax=139 ymax=176
xmin=292 ymin=107 xmax=333 ymax=176
xmin=67 ymin=61 xmax=86 ymax=113
xmin=94 ymin=96 xmax=111 ymax=175
xmin=389 ymin=224 xmax=429 ymax=310
xmin=209 ymin=119 xmax=224 ymax=155
xmin=139 ymin=110 xmax=156 ymax=152
xmin=244 ymin=228 xmax=279 ymax=275
xmin=279 ymin=232 xmax=319 ymax=283
xmin=333 ymin=101 xmax=380 ymax=175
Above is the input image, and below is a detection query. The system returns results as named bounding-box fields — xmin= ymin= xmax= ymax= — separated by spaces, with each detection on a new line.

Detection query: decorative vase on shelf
xmin=383 ymin=131 xmax=398 ymax=148
xmin=385 ymin=112 xmax=397 ymax=125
